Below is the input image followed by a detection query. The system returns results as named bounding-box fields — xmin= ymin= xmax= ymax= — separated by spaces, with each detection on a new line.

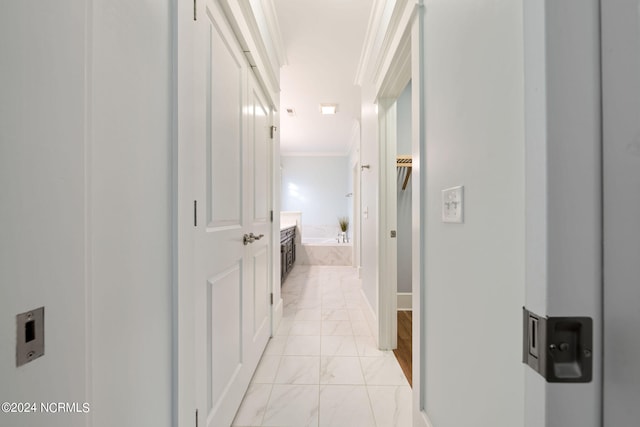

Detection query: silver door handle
xmin=243 ymin=233 xmax=264 ymax=245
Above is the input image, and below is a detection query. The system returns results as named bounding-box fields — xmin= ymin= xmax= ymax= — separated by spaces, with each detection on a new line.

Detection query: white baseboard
xmin=397 ymin=292 xmax=412 ymax=311
xmin=360 ymin=288 xmax=378 ymax=341
xmin=272 ymin=297 xmax=283 ymax=336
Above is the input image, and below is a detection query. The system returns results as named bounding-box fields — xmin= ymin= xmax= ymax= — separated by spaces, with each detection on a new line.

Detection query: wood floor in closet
xmin=393 ymin=310 xmax=412 ymax=387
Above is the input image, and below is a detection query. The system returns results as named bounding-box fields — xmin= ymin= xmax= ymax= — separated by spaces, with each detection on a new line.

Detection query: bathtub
xmin=302 ymin=237 xmax=351 ymax=245
xmin=298 ymin=239 xmax=353 ymax=266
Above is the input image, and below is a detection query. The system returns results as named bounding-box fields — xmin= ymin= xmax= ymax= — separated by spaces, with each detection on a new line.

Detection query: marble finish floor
xmin=233 ymin=265 xmax=412 ymax=427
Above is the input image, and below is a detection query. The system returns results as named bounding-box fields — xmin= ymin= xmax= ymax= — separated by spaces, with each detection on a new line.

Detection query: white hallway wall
xmin=421 ymin=1 xmax=525 ymax=426
xmin=91 ymin=1 xmax=173 ymax=426
xmin=359 ymin=81 xmax=380 ymax=318
xmin=281 ymin=155 xmax=349 ymax=237
xmin=0 ymin=1 xmax=173 ymax=426
xmin=0 ymin=2 xmax=88 ymax=426
xmin=358 ymin=1 xmax=525 ymax=424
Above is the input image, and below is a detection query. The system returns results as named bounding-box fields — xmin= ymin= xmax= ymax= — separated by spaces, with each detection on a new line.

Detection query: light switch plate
xmin=442 ymin=186 xmax=464 ymax=223
xmin=16 ymin=306 xmax=45 ymax=367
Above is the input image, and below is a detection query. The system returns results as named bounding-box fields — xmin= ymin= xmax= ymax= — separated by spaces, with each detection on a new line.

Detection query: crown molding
xmin=220 ymin=0 xmax=282 ymax=107
xmin=260 ymin=0 xmax=287 ymax=66
xmin=373 ymin=0 xmax=420 ymax=98
xmin=354 ymin=0 xmax=387 ymax=86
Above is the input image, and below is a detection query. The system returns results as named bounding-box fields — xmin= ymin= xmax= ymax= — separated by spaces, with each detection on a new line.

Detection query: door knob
xmin=243 ymin=233 xmax=264 ymax=245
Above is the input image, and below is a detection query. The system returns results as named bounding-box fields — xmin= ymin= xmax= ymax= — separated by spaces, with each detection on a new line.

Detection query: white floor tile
xmin=295 ymin=308 xmax=322 ymax=321
xmin=275 ymin=317 xmax=294 ymax=336
xmin=290 ymin=320 xmax=322 ymax=336
xmin=321 ymin=335 xmax=358 ymax=356
xmin=351 ymin=321 xmax=372 ymax=336
xmin=320 ymin=356 xmax=365 ymax=385
xmin=297 ymin=298 xmax=323 ymax=309
xmin=262 ymin=384 xmax=319 ymax=427
xmin=319 ymin=385 xmax=376 ymax=427
xmin=274 ymin=356 xmax=320 ymax=385
xmin=252 ymin=355 xmax=281 ymax=384
xmin=347 ymin=309 xmax=366 ymax=322
xmin=284 ymin=335 xmax=321 ymax=356
xmin=321 ymin=320 xmax=353 ymax=336
xmin=321 ymin=308 xmax=350 ymax=321
xmin=232 ymin=383 xmax=272 ymax=426
xmin=236 ymin=266 xmax=413 ymax=427
xmin=264 ymin=336 xmax=288 ymax=355
xmin=360 ymin=355 xmax=409 ymax=386
xmin=354 ymin=336 xmax=388 ymax=357
xmin=367 ymin=385 xmax=413 ymax=427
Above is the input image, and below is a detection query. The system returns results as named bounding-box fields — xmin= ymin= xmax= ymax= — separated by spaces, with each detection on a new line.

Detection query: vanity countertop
xmin=280 ymin=222 xmax=297 ymax=231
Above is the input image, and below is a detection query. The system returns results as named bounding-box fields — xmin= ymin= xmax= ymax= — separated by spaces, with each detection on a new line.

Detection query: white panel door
xmin=246 ymin=70 xmax=272 ymax=366
xmin=193 ymin=1 xmax=272 ymax=426
xmin=602 ymin=1 xmax=640 ymax=425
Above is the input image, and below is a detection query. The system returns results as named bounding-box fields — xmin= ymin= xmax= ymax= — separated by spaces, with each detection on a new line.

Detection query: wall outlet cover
xmin=442 ymin=186 xmax=464 ymax=223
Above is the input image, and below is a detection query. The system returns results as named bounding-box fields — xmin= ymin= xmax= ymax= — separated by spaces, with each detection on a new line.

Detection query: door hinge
xmin=270 ymin=125 xmax=277 ymax=139
xmin=195 ymin=409 xmax=198 ymax=427
xmin=193 ymin=0 xmax=197 ymax=20
xmin=194 ymin=200 xmax=197 ymax=227
xmin=270 ymin=210 xmax=273 ymax=222
xmin=270 ymin=293 xmax=273 ymax=305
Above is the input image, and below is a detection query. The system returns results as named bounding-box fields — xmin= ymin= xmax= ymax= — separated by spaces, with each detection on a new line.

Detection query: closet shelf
xmin=397 ymin=155 xmax=412 ymax=190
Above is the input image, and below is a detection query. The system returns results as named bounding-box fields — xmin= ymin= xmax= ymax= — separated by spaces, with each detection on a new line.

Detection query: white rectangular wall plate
xmin=442 ymin=185 xmax=464 ymax=223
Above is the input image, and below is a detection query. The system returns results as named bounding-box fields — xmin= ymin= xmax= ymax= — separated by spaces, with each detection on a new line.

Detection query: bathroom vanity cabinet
xmin=280 ymin=226 xmax=296 ymax=283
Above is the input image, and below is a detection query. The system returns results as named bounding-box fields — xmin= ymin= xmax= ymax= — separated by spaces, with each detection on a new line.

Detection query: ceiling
xmin=273 ymin=0 xmax=373 ymax=155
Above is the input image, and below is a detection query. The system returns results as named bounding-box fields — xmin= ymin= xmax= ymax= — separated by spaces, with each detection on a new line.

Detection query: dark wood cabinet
xmin=280 ymin=226 xmax=296 ymax=283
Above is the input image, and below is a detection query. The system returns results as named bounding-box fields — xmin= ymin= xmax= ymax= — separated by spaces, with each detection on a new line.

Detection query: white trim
xmin=354 ymin=0 xmax=387 ymax=86
xmin=377 ymin=99 xmax=398 ymax=351
xmin=378 ymin=32 xmax=412 ymax=101
xmin=421 ymin=412 xmax=435 ymax=427
xmin=373 ymin=0 xmax=419 ymax=355
xmin=366 ymin=1 xmax=429 ymax=425
xmin=271 ymin=107 xmax=282 ymax=337
xmin=260 ymin=0 xmax=287 ymax=66
xmin=360 ymin=288 xmax=379 ymax=346
xmin=272 ymin=297 xmax=283 ymax=335
xmin=410 ymin=5 xmax=428 ymax=426
xmin=397 ymin=293 xmax=412 ymax=311
xmin=173 ymin=0 xmax=197 ymax=425
xmin=372 ymin=0 xmax=413 ymax=87
xmin=219 ymin=0 xmax=282 ymax=107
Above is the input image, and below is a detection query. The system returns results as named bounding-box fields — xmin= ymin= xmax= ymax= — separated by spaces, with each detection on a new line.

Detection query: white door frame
xmin=352 ymin=159 xmax=361 ymax=272
xmin=377 ymin=97 xmax=398 ymax=351
xmin=523 ymin=1 xmax=602 ymax=426
xmin=173 ymin=0 xmax=197 ymax=425
xmin=373 ymin=1 xmax=431 ymax=425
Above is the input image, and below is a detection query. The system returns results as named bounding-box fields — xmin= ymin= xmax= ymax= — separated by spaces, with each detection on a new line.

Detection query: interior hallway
xmin=233 ymin=266 xmax=411 ymax=427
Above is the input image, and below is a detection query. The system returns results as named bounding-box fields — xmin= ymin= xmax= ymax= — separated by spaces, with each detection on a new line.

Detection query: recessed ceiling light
xmin=320 ymin=104 xmax=337 ymax=115
xmin=286 ymin=108 xmax=296 ymax=116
